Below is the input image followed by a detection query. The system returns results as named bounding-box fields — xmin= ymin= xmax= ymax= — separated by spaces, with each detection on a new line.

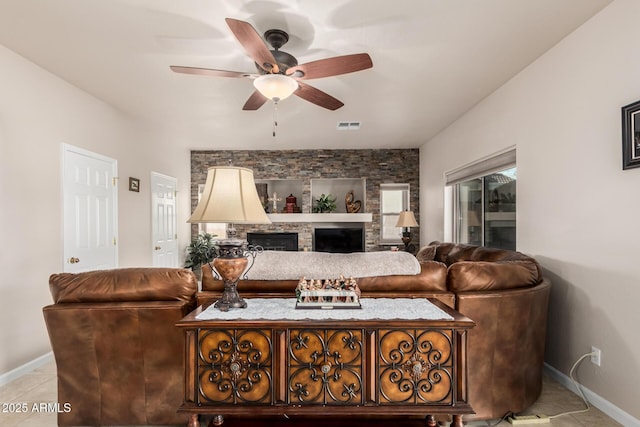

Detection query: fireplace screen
xmin=247 ymin=232 xmax=298 ymax=251
xmin=314 ymin=228 xmax=364 ymax=253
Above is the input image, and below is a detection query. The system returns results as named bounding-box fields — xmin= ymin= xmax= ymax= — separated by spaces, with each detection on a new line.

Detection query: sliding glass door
xmin=455 ymin=167 xmax=516 ymax=250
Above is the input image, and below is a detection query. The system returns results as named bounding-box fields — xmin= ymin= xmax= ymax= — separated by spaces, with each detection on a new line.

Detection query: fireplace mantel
xmin=267 ymin=213 xmax=372 ymax=223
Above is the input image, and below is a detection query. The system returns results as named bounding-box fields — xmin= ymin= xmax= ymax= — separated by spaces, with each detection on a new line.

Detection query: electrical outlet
xmin=591 ymin=346 xmax=601 ymax=366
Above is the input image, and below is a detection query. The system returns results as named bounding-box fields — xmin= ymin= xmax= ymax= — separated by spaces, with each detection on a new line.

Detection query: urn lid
xmin=286 ymin=193 xmax=296 ymax=204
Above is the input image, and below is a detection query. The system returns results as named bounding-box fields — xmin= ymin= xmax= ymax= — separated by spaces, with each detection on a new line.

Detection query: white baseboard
xmin=544 ymin=363 xmax=639 ymax=427
xmin=0 ymin=352 xmax=54 ymax=387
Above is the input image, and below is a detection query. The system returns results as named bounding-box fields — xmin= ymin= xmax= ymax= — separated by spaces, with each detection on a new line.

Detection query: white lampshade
xmin=253 ymin=74 xmax=298 ymax=101
xmin=395 ymin=210 xmax=418 ymax=228
xmin=467 ymin=210 xmax=481 ymax=227
xmin=188 ymin=166 xmax=271 ymax=224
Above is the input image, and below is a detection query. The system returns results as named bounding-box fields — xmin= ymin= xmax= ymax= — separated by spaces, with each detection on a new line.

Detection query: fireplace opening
xmin=314 ymin=228 xmax=364 ymax=253
xmin=247 ymin=232 xmax=298 ymax=251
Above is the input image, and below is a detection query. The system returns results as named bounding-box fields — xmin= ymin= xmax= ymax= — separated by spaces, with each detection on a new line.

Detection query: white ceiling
xmin=0 ymin=0 xmax=612 ymax=150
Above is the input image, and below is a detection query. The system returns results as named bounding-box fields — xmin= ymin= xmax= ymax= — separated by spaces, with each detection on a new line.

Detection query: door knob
xmin=68 ymin=257 xmax=80 ymax=264
xmin=154 ymin=246 xmax=161 ymax=251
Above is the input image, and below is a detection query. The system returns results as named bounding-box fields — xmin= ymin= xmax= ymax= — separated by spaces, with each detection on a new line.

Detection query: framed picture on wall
xmin=621 ymin=99 xmax=640 ymax=170
xmin=129 ymin=177 xmax=140 ymax=192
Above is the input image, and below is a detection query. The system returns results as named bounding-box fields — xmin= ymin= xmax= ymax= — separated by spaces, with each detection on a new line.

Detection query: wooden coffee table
xmin=176 ymin=298 xmax=474 ymax=427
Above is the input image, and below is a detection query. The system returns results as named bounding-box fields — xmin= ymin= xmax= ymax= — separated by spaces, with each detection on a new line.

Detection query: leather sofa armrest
xmin=49 ymin=268 xmax=197 ymax=303
xmin=448 ymin=260 xmax=541 ymax=292
xmin=42 ymin=301 xmax=192 ymax=426
xmin=455 ymin=279 xmax=551 ymax=420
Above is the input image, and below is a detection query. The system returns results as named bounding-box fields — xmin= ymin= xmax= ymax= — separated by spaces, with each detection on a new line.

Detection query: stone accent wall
xmin=190 ymin=149 xmax=419 ymax=251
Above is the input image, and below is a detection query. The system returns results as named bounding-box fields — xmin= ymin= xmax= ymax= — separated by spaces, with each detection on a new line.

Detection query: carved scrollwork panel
xmin=288 ymin=329 xmax=363 ymax=405
xmin=378 ymin=329 xmax=453 ymax=405
xmin=197 ymin=329 xmax=272 ymax=404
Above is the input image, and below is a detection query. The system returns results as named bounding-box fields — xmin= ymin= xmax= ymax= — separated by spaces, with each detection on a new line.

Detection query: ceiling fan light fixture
xmin=253 ymin=74 xmax=298 ymax=102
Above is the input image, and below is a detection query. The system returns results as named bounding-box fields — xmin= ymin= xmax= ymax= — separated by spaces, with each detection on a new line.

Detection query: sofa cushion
xmin=430 ymin=242 xmax=455 ymax=263
xmin=418 ymin=242 xmax=543 ymax=292
xmin=444 ymin=244 xmax=478 ymax=264
xmin=447 ymin=260 xmax=541 ymax=292
xmin=428 ymin=242 xmax=475 ymax=264
xmin=49 ymin=268 xmax=197 ymax=304
xmin=470 ymin=246 xmax=521 ymax=261
xmin=416 ymin=245 xmax=436 ymax=262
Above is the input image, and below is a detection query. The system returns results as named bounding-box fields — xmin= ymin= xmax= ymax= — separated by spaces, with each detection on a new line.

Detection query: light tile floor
xmin=0 ymin=361 xmax=622 ymax=426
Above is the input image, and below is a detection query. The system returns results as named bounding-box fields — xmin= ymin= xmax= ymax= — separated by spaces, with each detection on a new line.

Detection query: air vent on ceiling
xmin=337 ymin=121 xmax=361 ymax=130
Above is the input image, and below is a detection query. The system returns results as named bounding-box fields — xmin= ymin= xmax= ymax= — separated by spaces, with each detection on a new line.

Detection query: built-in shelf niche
xmin=254 ymin=179 xmax=304 ymax=213
xmin=310 ymin=178 xmax=366 ymax=214
xmin=254 ymin=178 xmax=368 ymax=223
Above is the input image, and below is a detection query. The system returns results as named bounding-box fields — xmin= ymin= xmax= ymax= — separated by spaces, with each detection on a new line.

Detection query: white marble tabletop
xmin=196 ymin=298 xmax=453 ymax=321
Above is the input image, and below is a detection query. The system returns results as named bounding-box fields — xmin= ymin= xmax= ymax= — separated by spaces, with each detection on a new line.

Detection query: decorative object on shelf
xmin=184 ymin=232 xmax=217 ymax=281
xmin=268 ymin=192 xmax=282 ymax=213
xmin=396 ymin=210 xmax=419 ymax=252
xmin=295 ymin=275 xmax=361 ymax=309
xmin=188 ymin=166 xmax=271 ymax=311
xmin=345 ymin=190 xmax=362 ymax=213
xmin=285 ymin=193 xmax=300 ymax=213
xmin=621 ymin=99 xmax=640 ymax=170
xmin=312 ymin=193 xmax=337 ymax=213
xmin=128 ymin=177 xmax=140 ymax=192
xmin=255 ymin=183 xmax=269 ymax=212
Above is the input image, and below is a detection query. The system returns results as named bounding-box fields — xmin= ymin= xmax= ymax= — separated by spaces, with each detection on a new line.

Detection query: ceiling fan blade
xmin=242 ymin=90 xmax=268 ymax=110
xmin=170 ymin=65 xmax=257 ymax=79
xmin=294 ymin=82 xmax=344 ymax=110
xmin=287 ymin=53 xmax=372 ymax=80
xmin=225 ymin=18 xmax=279 ymax=74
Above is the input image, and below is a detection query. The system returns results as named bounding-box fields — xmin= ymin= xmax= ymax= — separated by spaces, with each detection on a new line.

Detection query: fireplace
xmin=314 ymin=228 xmax=364 ymax=253
xmin=247 ymin=232 xmax=298 ymax=251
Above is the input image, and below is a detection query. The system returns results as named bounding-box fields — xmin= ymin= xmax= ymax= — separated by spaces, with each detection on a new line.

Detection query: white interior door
xmin=63 ymin=144 xmax=118 ymax=272
xmin=151 ymin=171 xmax=178 ymax=267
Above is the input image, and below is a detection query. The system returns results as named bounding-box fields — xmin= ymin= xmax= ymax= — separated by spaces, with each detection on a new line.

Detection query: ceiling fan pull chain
xmin=272 ymin=101 xmax=279 ymax=137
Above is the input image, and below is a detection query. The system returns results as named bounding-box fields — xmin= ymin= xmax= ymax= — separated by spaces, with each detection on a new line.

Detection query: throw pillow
xmin=416 ymin=245 xmax=436 ymax=262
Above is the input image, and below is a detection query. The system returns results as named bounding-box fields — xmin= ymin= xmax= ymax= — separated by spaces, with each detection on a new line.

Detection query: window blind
xmin=445 ymin=147 xmax=516 ymax=186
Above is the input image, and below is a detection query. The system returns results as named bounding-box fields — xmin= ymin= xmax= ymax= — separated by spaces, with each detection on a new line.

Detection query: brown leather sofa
xmin=417 ymin=242 xmax=551 ymax=421
xmin=43 ymin=268 xmax=197 ymax=426
xmin=200 ymin=243 xmax=550 ymax=421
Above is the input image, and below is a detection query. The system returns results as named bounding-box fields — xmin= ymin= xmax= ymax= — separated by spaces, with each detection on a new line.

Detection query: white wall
xmin=0 ymin=45 xmax=192 ymax=374
xmin=420 ymin=0 xmax=639 ymax=420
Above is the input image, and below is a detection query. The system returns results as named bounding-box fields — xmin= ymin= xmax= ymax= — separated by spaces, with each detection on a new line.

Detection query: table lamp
xmin=395 ymin=210 xmax=419 ymax=251
xmin=188 ymin=166 xmax=271 ymax=311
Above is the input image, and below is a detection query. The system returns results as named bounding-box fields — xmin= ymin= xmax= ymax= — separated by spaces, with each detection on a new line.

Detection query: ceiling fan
xmin=170 ymin=18 xmax=373 ymax=111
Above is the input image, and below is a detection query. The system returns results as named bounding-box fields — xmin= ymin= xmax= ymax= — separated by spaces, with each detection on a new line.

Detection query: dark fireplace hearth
xmin=314 ymin=228 xmax=364 ymax=253
xmin=247 ymin=232 xmax=298 ymax=251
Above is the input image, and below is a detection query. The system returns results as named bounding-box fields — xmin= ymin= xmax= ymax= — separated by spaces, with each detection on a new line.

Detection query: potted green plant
xmin=184 ymin=233 xmax=217 ymax=280
xmin=313 ymin=193 xmax=337 ymax=213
